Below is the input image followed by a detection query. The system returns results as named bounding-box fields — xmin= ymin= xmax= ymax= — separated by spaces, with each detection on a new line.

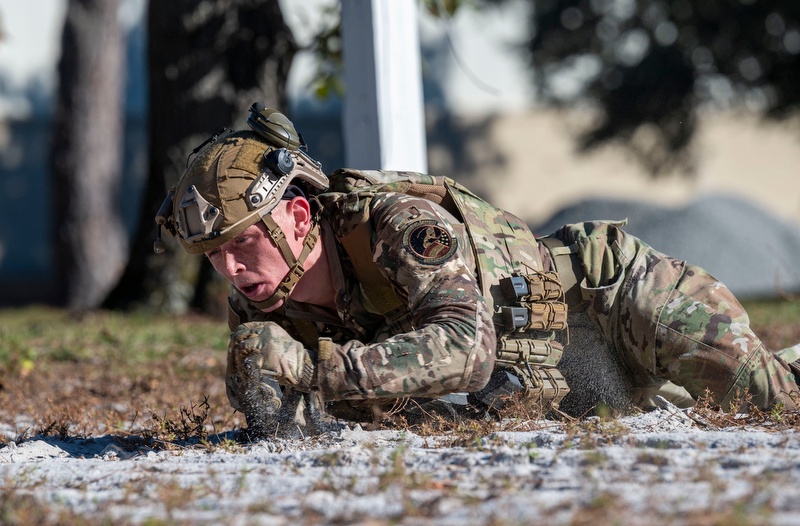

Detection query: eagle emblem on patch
xmin=402 ymin=220 xmax=457 ymax=264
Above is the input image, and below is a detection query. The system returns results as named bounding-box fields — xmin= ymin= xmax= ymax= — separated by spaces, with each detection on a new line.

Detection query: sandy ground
xmin=3 ymin=400 xmax=800 ymax=526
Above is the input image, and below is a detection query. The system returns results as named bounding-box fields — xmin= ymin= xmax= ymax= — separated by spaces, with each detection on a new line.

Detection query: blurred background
xmin=1 ymin=0 xmax=798 ymax=316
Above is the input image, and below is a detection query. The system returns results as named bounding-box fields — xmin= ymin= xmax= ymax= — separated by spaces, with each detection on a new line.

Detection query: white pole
xmin=340 ymin=0 xmax=428 ymax=172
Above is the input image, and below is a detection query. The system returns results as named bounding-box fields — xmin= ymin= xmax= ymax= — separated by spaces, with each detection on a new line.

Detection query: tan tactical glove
xmin=226 ymin=321 xmax=316 ymax=403
xmin=226 ymin=321 xmax=318 ymax=436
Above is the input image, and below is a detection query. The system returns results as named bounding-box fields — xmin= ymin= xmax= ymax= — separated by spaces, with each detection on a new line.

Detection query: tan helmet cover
xmin=169 ymin=129 xmax=328 ymax=254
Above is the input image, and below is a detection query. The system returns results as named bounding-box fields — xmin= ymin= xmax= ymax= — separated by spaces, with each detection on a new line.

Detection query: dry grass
xmin=0 ymin=306 xmax=244 ymax=448
xmin=0 ymin=297 xmax=799 ymax=447
xmin=0 ymin=300 xmax=798 ymax=525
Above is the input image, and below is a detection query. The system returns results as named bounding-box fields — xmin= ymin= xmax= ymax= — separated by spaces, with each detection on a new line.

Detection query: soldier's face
xmin=204 ymin=208 xmax=295 ymax=310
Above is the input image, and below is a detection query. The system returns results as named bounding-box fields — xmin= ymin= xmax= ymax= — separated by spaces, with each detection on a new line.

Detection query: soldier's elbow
xmin=461 ymin=344 xmax=496 ymax=392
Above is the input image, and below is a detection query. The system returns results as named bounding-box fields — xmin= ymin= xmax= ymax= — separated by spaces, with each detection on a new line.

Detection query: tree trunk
xmin=104 ymin=0 xmax=297 ymax=314
xmin=52 ymin=0 xmax=127 ymax=313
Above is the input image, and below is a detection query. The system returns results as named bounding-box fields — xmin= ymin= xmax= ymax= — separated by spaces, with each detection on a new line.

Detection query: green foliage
xmin=511 ymin=0 xmax=800 ymax=174
xmin=422 ymin=0 xmax=471 ymax=17
xmin=741 ymin=297 xmax=800 ymax=327
xmin=741 ymin=297 xmax=800 ymax=350
xmin=307 ymin=4 xmax=345 ymax=100
xmin=305 ymin=0 xmax=478 ymax=101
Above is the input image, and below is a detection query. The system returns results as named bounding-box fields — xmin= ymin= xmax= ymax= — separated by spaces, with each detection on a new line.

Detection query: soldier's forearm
xmin=314 ymin=308 xmax=496 ymax=400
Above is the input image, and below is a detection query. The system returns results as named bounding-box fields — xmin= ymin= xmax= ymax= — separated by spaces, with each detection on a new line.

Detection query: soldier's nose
xmin=224 ymin=251 xmax=245 ymax=275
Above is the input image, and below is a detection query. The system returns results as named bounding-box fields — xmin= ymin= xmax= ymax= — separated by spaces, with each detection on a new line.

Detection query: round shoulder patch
xmin=402 ymin=220 xmax=458 ymax=264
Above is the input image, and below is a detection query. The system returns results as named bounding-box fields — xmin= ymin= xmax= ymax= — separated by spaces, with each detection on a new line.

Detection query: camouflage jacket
xmin=227 ymin=169 xmax=565 ymax=407
xmin=229 ymin=170 xmax=800 ymax=415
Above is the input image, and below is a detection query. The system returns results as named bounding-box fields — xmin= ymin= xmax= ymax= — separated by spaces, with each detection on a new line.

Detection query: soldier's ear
xmin=286 ymin=197 xmax=312 ymax=238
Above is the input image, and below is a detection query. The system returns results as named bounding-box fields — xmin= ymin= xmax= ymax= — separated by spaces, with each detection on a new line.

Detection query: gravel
xmin=3 ymin=400 xmax=800 ymax=525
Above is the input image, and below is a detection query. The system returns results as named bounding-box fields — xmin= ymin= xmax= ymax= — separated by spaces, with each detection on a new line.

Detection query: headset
xmin=264 ymin=146 xmax=295 ymax=176
xmin=247 ymin=102 xmax=303 ymax=177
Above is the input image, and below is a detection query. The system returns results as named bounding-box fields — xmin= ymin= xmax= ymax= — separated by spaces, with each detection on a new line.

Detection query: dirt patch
xmin=1 ymin=305 xmax=799 ymax=524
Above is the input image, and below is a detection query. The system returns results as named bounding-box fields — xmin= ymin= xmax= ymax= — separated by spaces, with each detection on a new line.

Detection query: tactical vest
xmin=319 ymin=169 xmax=571 ymax=412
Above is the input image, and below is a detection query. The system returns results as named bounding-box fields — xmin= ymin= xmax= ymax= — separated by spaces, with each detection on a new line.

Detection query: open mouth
xmin=239 ymin=282 xmax=261 ymax=296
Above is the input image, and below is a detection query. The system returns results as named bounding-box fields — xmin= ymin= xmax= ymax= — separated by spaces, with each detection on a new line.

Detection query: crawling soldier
xmin=155 ymin=104 xmax=800 ymax=434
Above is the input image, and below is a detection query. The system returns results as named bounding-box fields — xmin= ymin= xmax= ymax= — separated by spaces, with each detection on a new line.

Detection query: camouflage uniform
xmin=229 ymin=190 xmax=498 ymax=417
xmin=545 ymin=221 xmax=800 ymax=411
xmin=161 ymin=107 xmax=798 ymax=421
xmin=228 ymin=181 xmax=800 ymax=415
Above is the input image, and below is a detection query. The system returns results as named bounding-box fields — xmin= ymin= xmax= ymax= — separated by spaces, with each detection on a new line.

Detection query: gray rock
xmin=532 ymin=194 xmax=800 ymax=298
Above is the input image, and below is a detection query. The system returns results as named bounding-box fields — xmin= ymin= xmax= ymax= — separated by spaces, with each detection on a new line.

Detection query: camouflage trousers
xmin=547 ymin=221 xmax=800 ymax=411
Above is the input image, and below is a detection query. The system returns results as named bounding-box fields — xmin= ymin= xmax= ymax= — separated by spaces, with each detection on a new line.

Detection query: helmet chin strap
xmin=245 ymin=214 xmax=320 ymax=311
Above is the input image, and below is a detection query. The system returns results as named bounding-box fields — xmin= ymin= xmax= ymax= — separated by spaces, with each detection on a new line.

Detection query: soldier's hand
xmin=227 ymin=321 xmax=316 ymax=394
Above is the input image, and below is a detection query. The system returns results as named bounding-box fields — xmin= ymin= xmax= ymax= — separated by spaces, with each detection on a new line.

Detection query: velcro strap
xmin=538 ymin=236 xmax=584 ymax=310
xmin=318 ymin=337 xmax=335 ymax=361
xmin=526 ymin=301 xmax=568 ymax=331
xmin=520 ymin=367 xmax=570 ymax=409
xmin=248 ymin=221 xmax=320 ymax=311
xmin=338 ymin=222 xmax=404 ymax=315
xmin=524 ymin=271 xmax=562 ymax=302
xmin=227 ymin=299 xmax=242 ymax=332
xmin=497 ymin=338 xmax=564 ymax=368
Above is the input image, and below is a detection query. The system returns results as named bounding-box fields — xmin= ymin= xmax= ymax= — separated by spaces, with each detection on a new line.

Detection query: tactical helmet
xmin=155 ymin=104 xmax=329 ymax=255
xmin=154 ymin=105 xmax=330 ymax=311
